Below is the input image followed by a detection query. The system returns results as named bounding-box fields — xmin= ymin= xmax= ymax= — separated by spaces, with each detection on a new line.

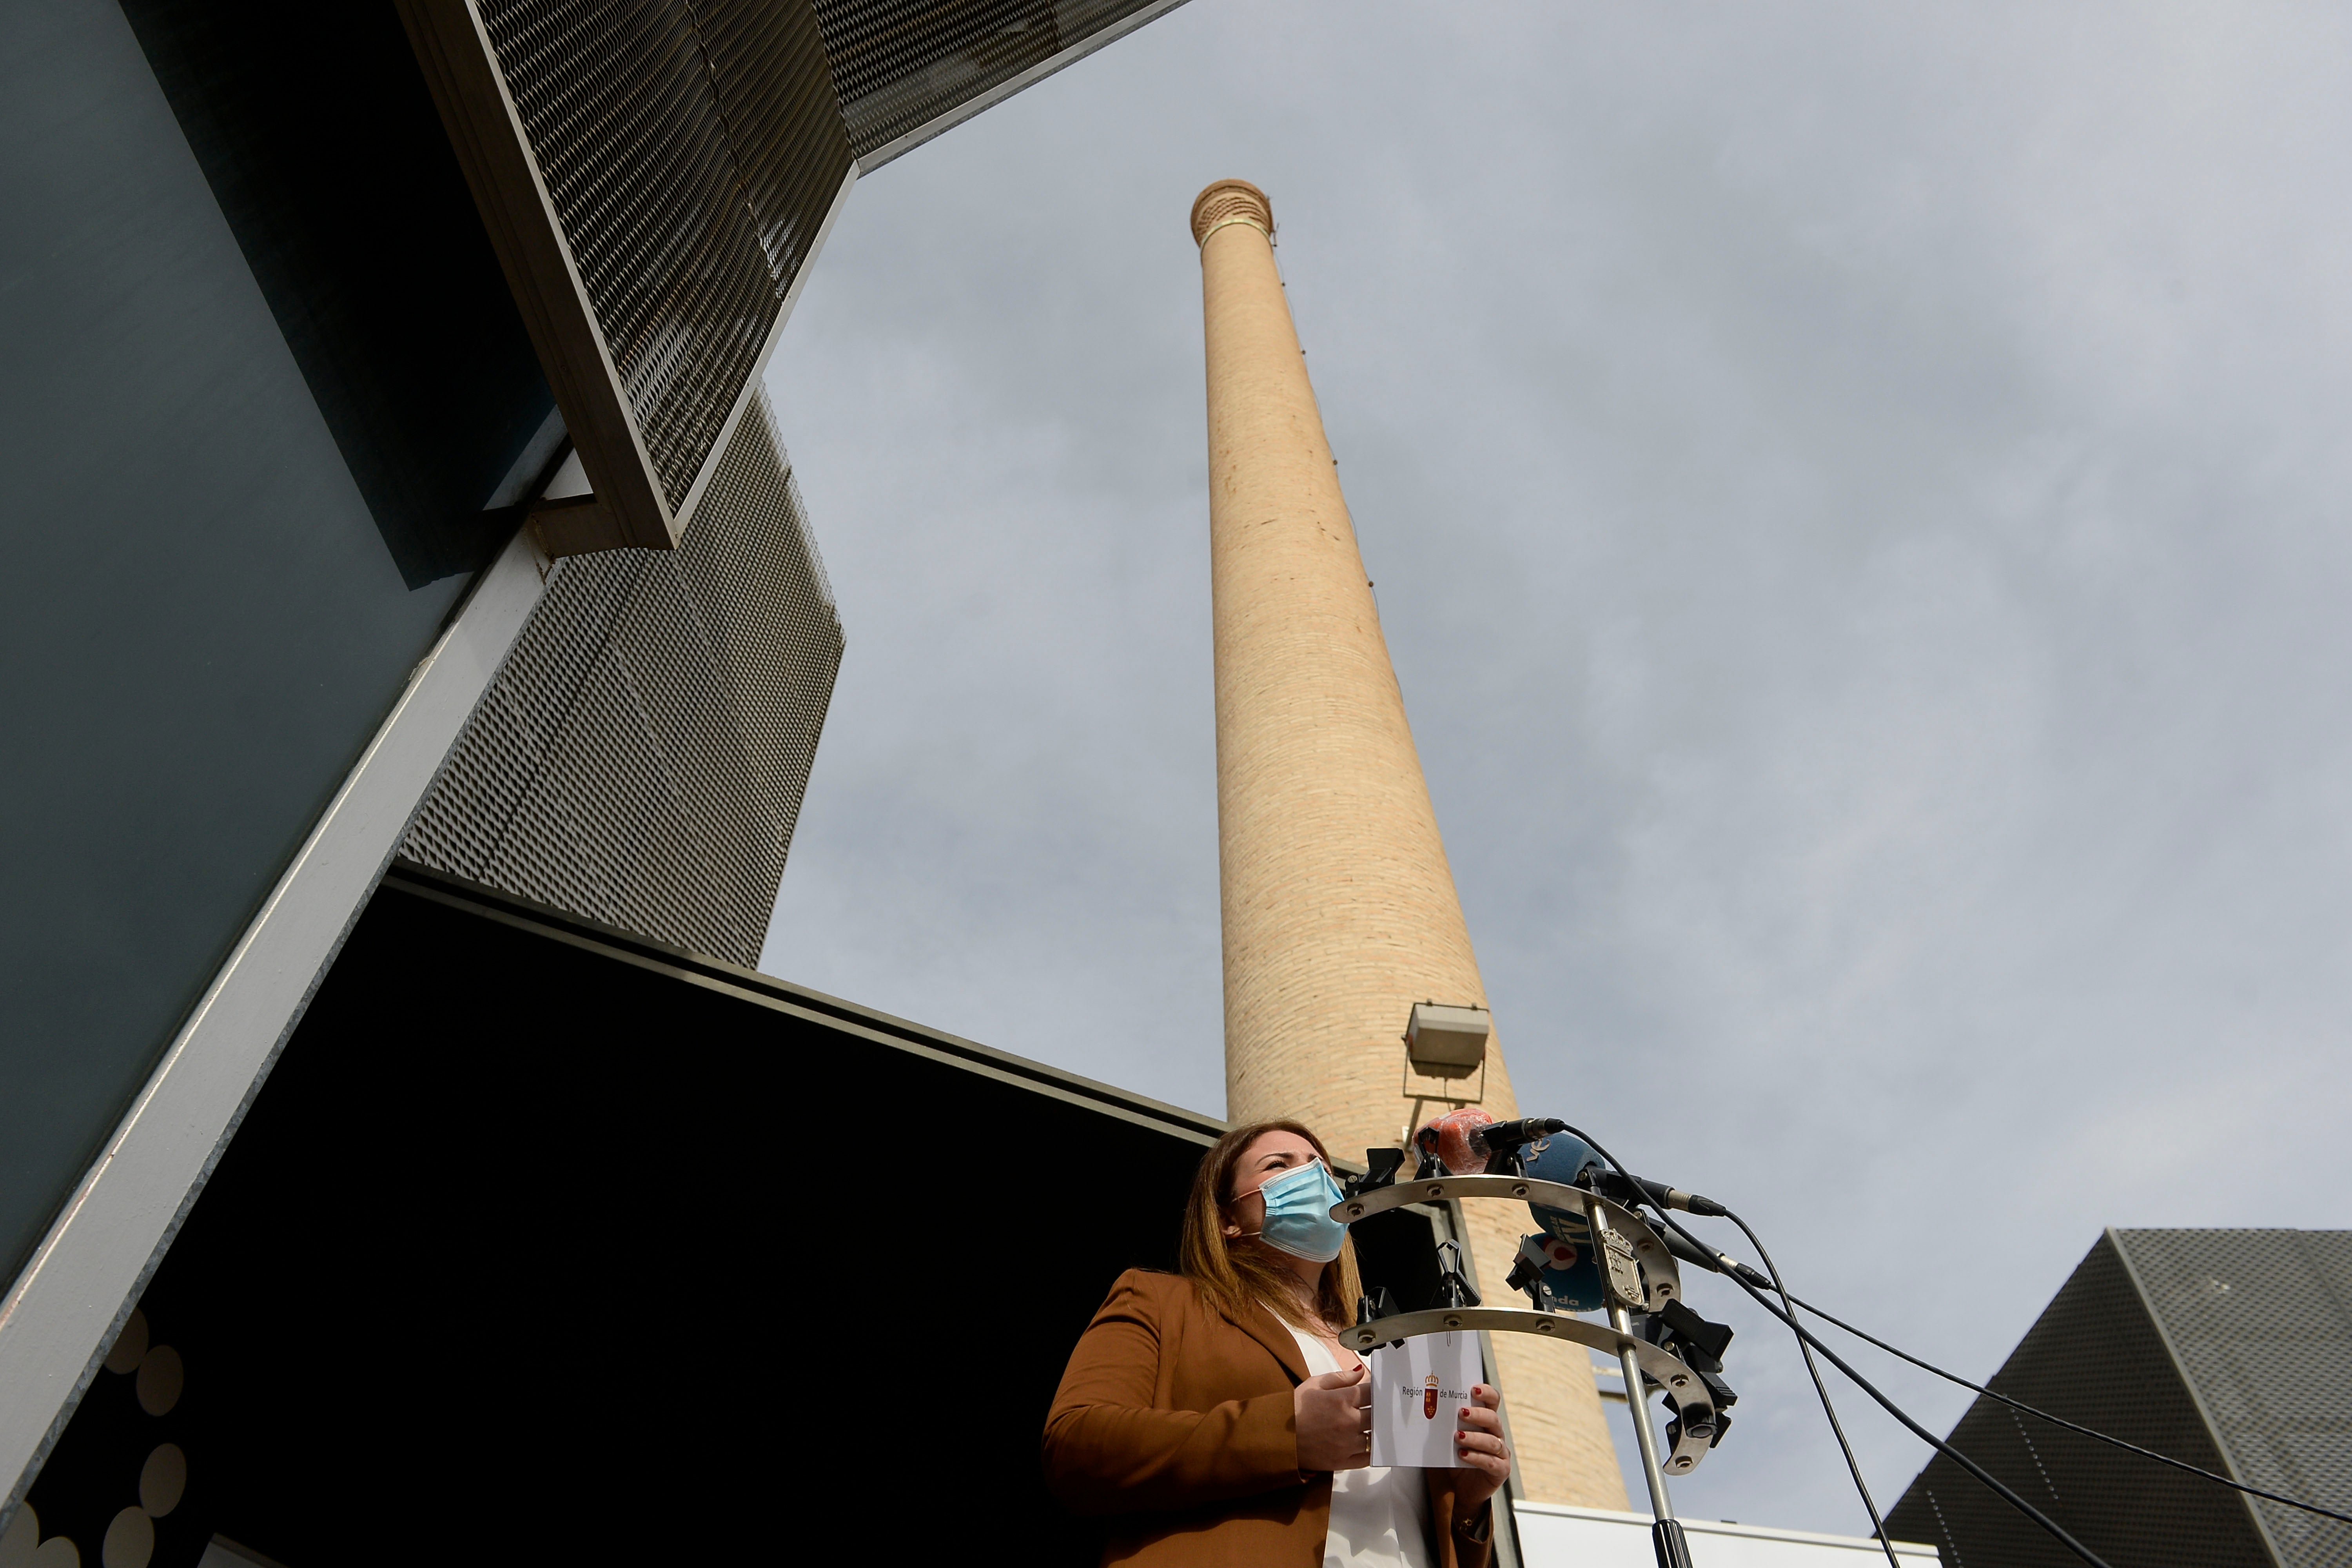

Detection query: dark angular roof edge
xmin=382 ymin=861 xmax=1228 ymax=1148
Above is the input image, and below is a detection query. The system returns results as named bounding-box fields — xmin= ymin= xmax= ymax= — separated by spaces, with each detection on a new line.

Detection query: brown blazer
xmin=1043 ymin=1269 xmax=1495 ymax=1568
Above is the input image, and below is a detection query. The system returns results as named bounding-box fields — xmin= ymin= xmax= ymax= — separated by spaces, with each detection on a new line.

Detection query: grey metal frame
xmin=1340 ymin=1174 xmax=1686 ymax=1312
xmin=2108 ymin=1228 xmax=2289 ymax=1566
xmin=397 ymin=1 xmax=857 ymax=556
xmin=659 ymin=165 xmax=856 ymax=540
xmin=1417 ymin=1196 xmax=1530 ymax=1568
xmin=1339 ymin=1306 xmax=1718 ymax=1480
xmin=0 ymin=526 xmax=554 ymax=1529
xmin=853 ymin=0 xmax=1194 ymax=174
xmin=397 ymin=0 xmax=678 ymax=551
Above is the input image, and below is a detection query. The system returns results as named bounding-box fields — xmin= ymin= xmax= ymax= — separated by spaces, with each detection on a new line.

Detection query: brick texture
xmin=1193 ymin=182 xmax=1627 ymax=1510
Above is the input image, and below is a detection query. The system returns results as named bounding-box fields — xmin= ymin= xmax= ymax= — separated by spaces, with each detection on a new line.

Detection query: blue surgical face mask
xmin=1243 ymin=1159 xmax=1349 ymax=1263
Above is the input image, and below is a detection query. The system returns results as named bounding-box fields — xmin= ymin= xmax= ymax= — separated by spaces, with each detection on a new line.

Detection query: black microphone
xmin=1659 ymin=1227 xmax=1773 ymax=1289
xmin=1468 ymin=1116 xmax=1566 ymax=1153
xmin=1588 ymin=1167 xmax=1731 ymax=1217
xmin=1634 ymin=1176 xmax=1730 ymax=1218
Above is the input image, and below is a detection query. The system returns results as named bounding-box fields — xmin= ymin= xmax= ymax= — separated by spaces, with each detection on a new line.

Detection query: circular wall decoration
xmin=0 ymin=1502 xmax=38 ymax=1568
xmin=133 ymin=1348 xmax=182 ymax=1419
xmin=98 ymin=1510 xmax=150 ymax=1568
xmin=5 ymin=1501 xmax=84 ymax=1568
xmin=135 ymin=1447 xmax=185 ymax=1519
xmin=26 ymin=1304 xmax=197 ymax=1567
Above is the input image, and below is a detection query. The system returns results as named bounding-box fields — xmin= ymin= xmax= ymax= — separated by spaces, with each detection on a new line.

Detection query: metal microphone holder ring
xmin=1332 ymin=1174 xmax=1686 ymax=1312
xmin=1336 ymin=1307 xmax=1719 ymax=1478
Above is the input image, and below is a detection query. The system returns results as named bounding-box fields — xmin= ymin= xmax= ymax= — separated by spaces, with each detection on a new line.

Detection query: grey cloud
xmin=764 ymin=0 xmax=2352 ymax=1530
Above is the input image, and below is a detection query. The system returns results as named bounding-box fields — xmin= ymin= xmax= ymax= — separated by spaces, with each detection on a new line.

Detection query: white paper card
xmin=1369 ymin=1331 xmax=1481 ymax=1468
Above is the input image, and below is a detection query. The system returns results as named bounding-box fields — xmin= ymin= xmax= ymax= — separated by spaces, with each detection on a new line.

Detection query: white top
xmin=1286 ymin=1323 xmax=1434 ymax=1568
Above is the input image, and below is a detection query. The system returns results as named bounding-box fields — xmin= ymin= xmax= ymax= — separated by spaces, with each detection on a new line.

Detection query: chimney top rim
xmin=1191 ymin=179 xmax=1274 ymax=248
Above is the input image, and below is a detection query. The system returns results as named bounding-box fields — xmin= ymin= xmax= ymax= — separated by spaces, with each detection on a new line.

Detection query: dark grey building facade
xmin=399 ymin=394 xmax=843 ymax=965
xmin=1890 ymin=1229 xmax=2352 ymax=1568
xmin=1 ymin=0 xmax=1189 ymax=1548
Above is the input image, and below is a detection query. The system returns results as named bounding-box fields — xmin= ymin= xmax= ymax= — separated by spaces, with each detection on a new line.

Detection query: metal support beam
xmin=0 ymin=525 xmax=553 ymax=1528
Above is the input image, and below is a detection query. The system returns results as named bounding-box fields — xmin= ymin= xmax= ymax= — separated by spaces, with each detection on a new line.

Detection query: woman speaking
xmin=1043 ymin=1120 xmax=1509 ymax=1567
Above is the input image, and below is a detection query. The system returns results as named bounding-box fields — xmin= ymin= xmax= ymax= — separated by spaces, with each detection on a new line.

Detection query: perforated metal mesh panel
xmin=698 ymin=0 xmax=858 ymax=289
xmin=474 ymin=0 xmax=849 ymax=510
xmin=1890 ymin=1230 xmax=2352 ymax=1568
xmin=812 ymin=0 xmax=1176 ymax=157
xmin=2124 ymin=1230 xmax=2352 ymax=1566
xmin=401 ymin=394 xmax=840 ymax=965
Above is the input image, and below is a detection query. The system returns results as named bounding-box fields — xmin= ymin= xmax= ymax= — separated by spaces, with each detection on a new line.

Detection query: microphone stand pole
xmin=1609 ymin=1301 xmax=1694 ymax=1568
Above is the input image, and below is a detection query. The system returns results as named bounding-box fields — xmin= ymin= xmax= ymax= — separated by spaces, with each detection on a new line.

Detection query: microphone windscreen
xmin=1417 ymin=1106 xmax=1494 ymax=1175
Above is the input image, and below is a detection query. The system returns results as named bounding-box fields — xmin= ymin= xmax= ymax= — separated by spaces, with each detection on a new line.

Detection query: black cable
xmin=1586 ymin=1151 xmax=2348 ymax=1546
xmin=1658 ymin=1219 xmax=2352 ymax=1528
xmin=1748 ymin=1279 xmax=2352 ymax=1528
xmin=1727 ymin=1260 xmax=2116 ymax=1568
xmin=1724 ymin=1207 xmax=1905 ymax=1568
xmin=1553 ymin=1125 xmax=2114 ymax=1568
xmin=1553 ymin=1126 xmax=1900 ymax=1568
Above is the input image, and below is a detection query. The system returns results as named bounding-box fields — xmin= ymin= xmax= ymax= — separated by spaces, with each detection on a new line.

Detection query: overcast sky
xmin=760 ymin=0 xmax=2352 ymax=1536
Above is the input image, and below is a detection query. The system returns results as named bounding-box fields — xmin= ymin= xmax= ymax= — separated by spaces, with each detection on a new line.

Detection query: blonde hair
xmin=1180 ymin=1120 xmax=1364 ymax=1332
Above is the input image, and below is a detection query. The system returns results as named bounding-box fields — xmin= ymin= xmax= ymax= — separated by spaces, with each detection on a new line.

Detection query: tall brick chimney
xmin=1190 ymin=178 xmax=1626 ymax=1509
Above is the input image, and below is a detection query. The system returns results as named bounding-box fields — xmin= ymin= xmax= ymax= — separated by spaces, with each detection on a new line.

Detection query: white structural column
xmin=0 ymin=154 xmax=863 ymax=1529
xmin=0 ymin=525 xmax=552 ymax=1526
xmin=1192 ymin=178 xmax=1626 ymax=1509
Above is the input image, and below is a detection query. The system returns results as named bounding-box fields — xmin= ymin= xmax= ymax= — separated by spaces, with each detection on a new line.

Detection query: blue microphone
xmin=1512 ymin=1129 xmax=1610 ymax=1312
